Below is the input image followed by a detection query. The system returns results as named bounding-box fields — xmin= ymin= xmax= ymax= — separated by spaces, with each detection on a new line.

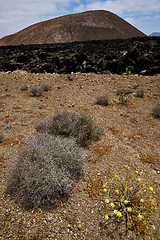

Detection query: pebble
xmin=77 ymin=224 xmax=82 ymax=230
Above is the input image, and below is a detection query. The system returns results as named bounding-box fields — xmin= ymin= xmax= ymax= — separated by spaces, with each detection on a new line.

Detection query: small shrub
xmin=28 ymin=86 xmax=43 ymax=97
xmin=102 ymin=70 xmax=111 ymax=74
xmin=0 ymin=133 xmax=4 ymax=143
xmin=122 ymin=71 xmax=133 ymax=75
xmin=135 ymin=89 xmax=144 ymax=98
xmin=140 ymin=154 xmax=160 ymax=164
xmin=41 ymin=84 xmax=51 ymax=92
xmin=103 ymin=165 xmax=158 ymax=237
xmin=118 ymin=94 xmax=133 ymax=105
xmin=6 ymin=133 xmax=85 ymax=209
xmin=20 ymin=85 xmax=28 ymax=91
xmin=152 ymin=106 xmax=160 ymax=118
xmin=35 ymin=112 xmax=103 ymax=147
xmin=96 ymin=95 xmax=109 ymax=106
xmin=67 ymin=74 xmax=74 ymax=81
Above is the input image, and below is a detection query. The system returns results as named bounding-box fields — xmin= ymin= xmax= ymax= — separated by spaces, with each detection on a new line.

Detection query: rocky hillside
xmin=0 ymin=10 xmax=145 ymax=46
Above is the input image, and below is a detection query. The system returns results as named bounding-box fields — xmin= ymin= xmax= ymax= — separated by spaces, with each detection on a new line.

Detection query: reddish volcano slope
xmin=0 ymin=10 xmax=145 ymax=46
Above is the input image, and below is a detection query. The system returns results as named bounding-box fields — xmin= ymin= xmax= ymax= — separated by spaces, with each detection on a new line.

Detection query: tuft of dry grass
xmin=128 ymin=131 xmax=146 ymax=140
xmin=85 ymin=174 xmax=104 ymax=200
xmin=140 ymin=154 xmax=160 ymax=164
xmin=0 ymin=155 xmax=8 ymax=168
xmin=92 ymin=142 xmax=112 ymax=156
xmin=108 ymin=126 xmax=119 ymax=135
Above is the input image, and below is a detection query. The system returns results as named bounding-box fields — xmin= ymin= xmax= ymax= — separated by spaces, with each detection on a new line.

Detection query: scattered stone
xmin=77 ymin=224 xmax=82 ymax=230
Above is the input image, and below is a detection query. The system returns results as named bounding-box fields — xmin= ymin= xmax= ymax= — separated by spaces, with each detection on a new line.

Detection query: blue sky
xmin=0 ymin=0 xmax=160 ymax=39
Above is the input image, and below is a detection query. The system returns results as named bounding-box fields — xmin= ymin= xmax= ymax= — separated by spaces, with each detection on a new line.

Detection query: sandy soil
xmin=0 ymin=71 xmax=160 ymax=240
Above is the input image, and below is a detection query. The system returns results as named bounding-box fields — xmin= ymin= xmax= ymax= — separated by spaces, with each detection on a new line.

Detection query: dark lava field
xmin=0 ymin=37 xmax=160 ymax=75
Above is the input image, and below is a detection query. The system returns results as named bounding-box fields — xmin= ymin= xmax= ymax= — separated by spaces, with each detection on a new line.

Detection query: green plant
xmin=41 ymin=84 xmax=51 ymax=92
xmin=102 ymin=70 xmax=111 ymax=74
xmin=6 ymin=133 xmax=85 ymax=209
xmin=103 ymin=165 xmax=158 ymax=237
xmin=118 ymin=94 xmax=133 ymax=105
xmin=35 ymin=112 xmax=103 ymax=147
xmin=122 ymin=71 xmax=133 ymax=75
xmin=28 ymin=86 xmax=43 ymax=97
xmin=96 ymin=95 xmax=109 ymax=106
xmin=152 ymin=106 xmax=160 ymax=118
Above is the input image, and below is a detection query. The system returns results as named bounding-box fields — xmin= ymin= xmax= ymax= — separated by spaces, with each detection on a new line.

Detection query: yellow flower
xmin=104 ymin=188 xmax=107 ymax=192
xmin=140 ymin=199 xmax=144 ymax=203
xmin=137 ymin=178 xmax=141 ymax=182
xmin=138 ymin=214 xmax=143 ymax=220
xmin=105 ymin=214 xmax=109 ymax=221
xmin=135 ymin=170 xmax=138 ymax=174
xmin=149 ymin=187 xmax=153 ymax=191
xmin=110 ymin=203 xmax=115 ymax=208
xmin=117 ymin=211 xmax=122 ymax=217
xmin=113 ymin=210 xmax=118 ymax=215
xmin=125 ymin=165 xmax=130 ymax=170
xmin=152 ymin=225 xmax=156 ymax=230
xmin=115 ymin=190 xmax=119 ymax=194
xmin=105 ymin=199 xmax=110 ymax=204
xmin=124 ymin=200 xmax=129 ymax=205
xmin=127 ymin=207 xmax=132 ymax=212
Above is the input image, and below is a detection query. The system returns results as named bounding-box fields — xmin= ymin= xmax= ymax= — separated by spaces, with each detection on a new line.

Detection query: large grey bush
xmin=6 ymin=133 xmax=85 ymax=209
xmin=35 ymin=112 xmax=103 ymax=147
xmin=28 ymin=86 xmax=43 ymax=97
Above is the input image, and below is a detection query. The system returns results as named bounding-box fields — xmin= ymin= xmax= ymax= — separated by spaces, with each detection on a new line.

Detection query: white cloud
xmin=73 ymin=0 xmax=160 ymax=35
xmin=0 ymin=0 xmax=74 ymax=38
xmin=83 ymin=0 xmax=160 ymax=15
xmin=154 ymin=15 xmax=160 ymax=20
xmin=0 ymin=0 xmax=160 ymax=38
xmin=124 ymin=15 xmax=160 ymax=35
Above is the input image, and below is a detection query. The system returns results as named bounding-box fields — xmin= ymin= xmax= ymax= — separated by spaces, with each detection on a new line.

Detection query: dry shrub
xmin=152 ymin=106 xmax=160 ymax=119
xmin=20 ymin=85 xmax=28 ymax=91
xmin=6 ymin=133 xmax=85 ymax=209
xmin=41 ymin=84 xmax=51 ymax=92
xmin=28 ymin=86 xmax=43 ymax=97
xmin=35 ymin=112 xmax=103 ymax=147
xmin=140 ymin=154 xmax=160 ymax=164
xmin=67 ymin=74 xmax=74 ymax=81
xmin=0 ymin=133 xmax=4 ymax=143
xmin=96 ymin=95 xmax=109 ymax=106
xmin=135 ymin=89 xmax=144 ymax=98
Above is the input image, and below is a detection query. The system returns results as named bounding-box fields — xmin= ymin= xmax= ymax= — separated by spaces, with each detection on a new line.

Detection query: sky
xmin=0 ymin=0 xmax=160 ymax=39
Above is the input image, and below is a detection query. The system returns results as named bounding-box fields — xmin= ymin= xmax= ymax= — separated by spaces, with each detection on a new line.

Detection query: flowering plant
xmin=104 ymin=165 xmax=158 ymax=236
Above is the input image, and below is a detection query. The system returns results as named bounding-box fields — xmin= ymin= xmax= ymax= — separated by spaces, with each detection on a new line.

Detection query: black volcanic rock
xmin=0 ymin=10 xmax=145 ymax=46
xmin=0 ymin=37 xmax=160 ymax=75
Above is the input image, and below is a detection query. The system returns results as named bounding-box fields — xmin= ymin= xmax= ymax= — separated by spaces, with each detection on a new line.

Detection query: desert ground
xmin=0 ymin=71 xmax=160 ymax=239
